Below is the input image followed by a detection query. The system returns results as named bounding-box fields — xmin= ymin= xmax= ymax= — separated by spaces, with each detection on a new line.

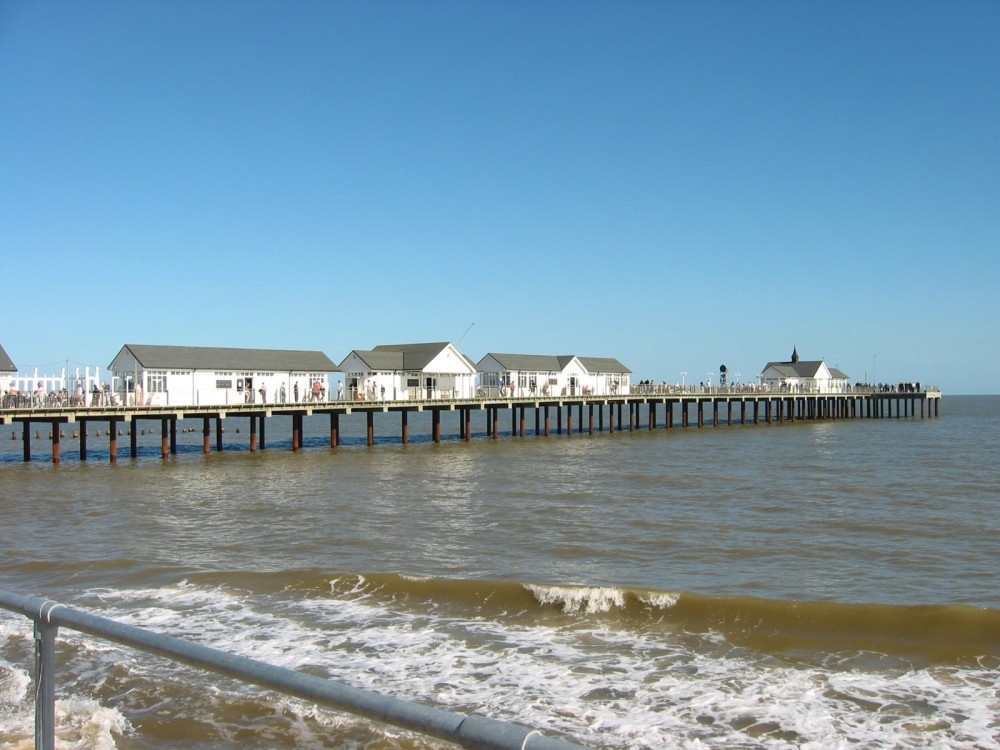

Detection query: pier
xmin=2 ymin=390 xmax=942 ymax=464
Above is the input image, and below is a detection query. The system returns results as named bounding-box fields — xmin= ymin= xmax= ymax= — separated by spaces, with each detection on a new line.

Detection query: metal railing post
xmin=33 ymin=616 xmax=57 ymax=750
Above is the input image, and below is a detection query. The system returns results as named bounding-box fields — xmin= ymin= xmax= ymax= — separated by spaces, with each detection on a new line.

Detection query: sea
xmin=1 ymin=395 xmax=998 ymax=749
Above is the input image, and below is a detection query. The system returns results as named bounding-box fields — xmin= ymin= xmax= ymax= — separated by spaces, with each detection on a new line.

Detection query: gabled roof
xmin=829 ymin=367 xmax=850 ymax=380
xmin=478 ymin=353 xmax=575 ymax=372
xmin=0 ymin=344 xmax=15 ymax=373
xmin=479 ymin=353 xmax=631 ymax=375
xmin=371 ymin=342 xmax=452 ymax=370
xmin=577 ymin=356 xmax=632 ymax=374
xmin=110 ymin=344 xmax=339 ymax=372
xmin=342 ymin=342 xmax=475 ymax=372
xmin=343 ymin=349 xmax=405 ymax=371
xmin=760 ymin=360 xmax=824 ymax=378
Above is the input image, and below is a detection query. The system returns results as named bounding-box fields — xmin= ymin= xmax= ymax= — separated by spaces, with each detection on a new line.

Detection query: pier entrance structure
xmin=339 ymin=342 xmax=478 ymax=401
xmin=476 ymin=353 xmax=631 ymax=398
xmin=108 ymin=344 xmax=340 ymax=407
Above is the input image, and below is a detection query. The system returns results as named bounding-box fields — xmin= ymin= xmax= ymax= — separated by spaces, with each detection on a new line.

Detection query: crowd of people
xmin=2 ymin=383 xmax=116 ymax=409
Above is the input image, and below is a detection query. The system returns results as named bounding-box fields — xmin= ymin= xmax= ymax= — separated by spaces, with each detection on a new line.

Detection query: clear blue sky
xmin=2 ymin=1 xmax=997 ymax=393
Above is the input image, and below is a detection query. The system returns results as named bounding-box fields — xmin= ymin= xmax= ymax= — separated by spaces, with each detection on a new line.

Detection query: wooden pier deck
xmin=2 ymin=390 xmax=942 ymax=464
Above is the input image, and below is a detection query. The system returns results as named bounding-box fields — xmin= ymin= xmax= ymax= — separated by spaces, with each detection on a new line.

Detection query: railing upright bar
xmin=0 ymin=590 xmax=587 ymax=750
xmin=33 ymin=617 xmax=57 ymax=750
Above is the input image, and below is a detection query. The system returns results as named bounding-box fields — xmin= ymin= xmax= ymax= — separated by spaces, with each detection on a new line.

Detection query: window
xmin=147 ymin=371 xmax=167 ymax=393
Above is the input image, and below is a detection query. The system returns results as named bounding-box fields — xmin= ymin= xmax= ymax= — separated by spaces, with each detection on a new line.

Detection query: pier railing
xmin=0 ymin=589 xmax=587 ymax=750
xmin=1 ymin=383 xmax=941 ymax=411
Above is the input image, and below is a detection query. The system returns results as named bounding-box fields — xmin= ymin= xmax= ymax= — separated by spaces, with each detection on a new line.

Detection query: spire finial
xmin=791 ymin=346 xmax=799 ymax=363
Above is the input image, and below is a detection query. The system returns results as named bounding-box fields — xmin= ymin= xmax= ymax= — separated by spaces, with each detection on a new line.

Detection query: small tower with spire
xmin=791 ymin=346 xmax=799 ymax=364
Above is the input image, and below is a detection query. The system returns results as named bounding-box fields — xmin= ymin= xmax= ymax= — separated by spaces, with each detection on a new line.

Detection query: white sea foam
xmin=6 ymin=582 xmax=997 ymax=749
xmin=639 ymin=591 xmax=680 ymax=608
xmin=524 ymin=584 xmax=626 ymax=613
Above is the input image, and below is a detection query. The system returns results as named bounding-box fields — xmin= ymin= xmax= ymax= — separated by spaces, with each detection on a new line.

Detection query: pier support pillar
xmin=80 ymin=420 xmax=88 ymax=461
xmin=216 ymin=417 xmax=223 ymax=452
xmin=492 ymin=407 xmax=499 ymax=439
xmin=432 ymin=409 xmax=441 ymax=443
xmin=697 ymin=401 xmax=704 ymax=428
xmin=399 ymin=410 xmax=407 ymax=445
xmin=332 ymin=412 xmax=341 ymax=447
xmin=259 ymin=416 xmax=266 ymax=450
xmin=22 ymin=422 xmax=30 ymax=462
xmin=712 ymin=400 xmax=718 ymax=427
xmin=170 ymin=418 xmax=177 ymax=454
xmin=203 ymin=417 xmax=211 ymax=454
xmin=648 ymin=402 xmax=655 ymax=430
xmin=535 ymin=407 xmax=541 ymax=436
xmin=469 ymin=408 xmax=475 ymax=441
xmin=161 ymin=418 xmax=169 ymax=459
xmin=557 ymin=405 xmax=562 ymax=435
xmin=366 ymin=412 xmax=374 ymax=447
xmin=131 ymin=417 xmax=138 ymax=458
xmin=519 ymin=407 xmax=525 ymax=438
xmin=590 ymin=403 xmax=595 ymax=435
xmin=51 ymin=424 xmax=60 ymax=464
xmin=249 ymin=416 xmax=257 ymax=452
xmin=109 ymin=420 xmax=118 ymax=463
xmin=566 ymin=404 xmax=573 ymax=436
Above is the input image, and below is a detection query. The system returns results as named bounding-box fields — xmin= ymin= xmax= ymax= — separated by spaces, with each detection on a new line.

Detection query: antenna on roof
xmin=457 ymin=321 xmax=475 ymax=346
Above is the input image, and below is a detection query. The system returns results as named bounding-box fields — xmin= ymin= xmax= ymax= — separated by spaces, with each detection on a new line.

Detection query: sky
xmin=1 ymin=1 xmax=997 ymax=394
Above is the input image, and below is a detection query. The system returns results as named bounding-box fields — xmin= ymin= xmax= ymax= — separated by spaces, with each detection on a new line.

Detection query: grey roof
xmin=479 ymin=353 xmax=631 ymax=374
xmin=761 ymin=360 xmax=824 ymax=378
xmin=371 ymin=342 xmax=453 ymax=370
xmin=829 ymin=367 xmax=850 ymax=380
xmin=577 ymin=356 xmax=632 ymax=374
xmin=345 ymin=342 xmax=478 ymax=372
xmin=478 ymin=353 xmax=574 ymax=372
xmin=0 ymin=344 xmax=15 ymax=373
xmin=110 ymin=344 xmax=339 ymax=372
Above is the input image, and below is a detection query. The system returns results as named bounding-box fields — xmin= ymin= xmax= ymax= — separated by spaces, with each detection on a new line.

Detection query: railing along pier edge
xmin=0 ymin=589 xmax=589 ymax=750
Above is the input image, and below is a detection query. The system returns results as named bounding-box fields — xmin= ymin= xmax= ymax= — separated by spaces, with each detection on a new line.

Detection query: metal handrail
xmin=0 ymin=590 xmax=588 ymax=750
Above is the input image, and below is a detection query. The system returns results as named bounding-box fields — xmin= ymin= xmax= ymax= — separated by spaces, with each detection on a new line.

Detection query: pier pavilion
xmin=1 ymin=388 xmax=942 ymax=465
xmin=758 ymin=348 xmax=850 ymax=393
xmin=476 ymin=353 xmax=632 ymax=397
xmin=108 ymin=344 xmax=340 ymax=407
xmin=339 ymin=342 xmax=478 ymax=401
